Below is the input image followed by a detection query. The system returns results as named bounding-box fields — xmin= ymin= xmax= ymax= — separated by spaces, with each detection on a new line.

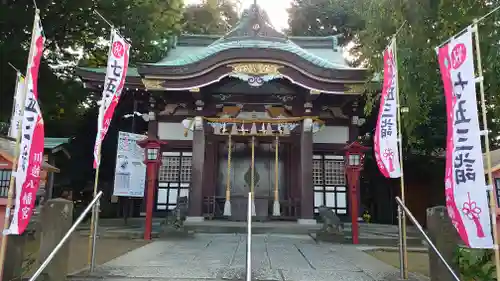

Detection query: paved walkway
xmin=85 ymin=234 xmax=426 ymax=281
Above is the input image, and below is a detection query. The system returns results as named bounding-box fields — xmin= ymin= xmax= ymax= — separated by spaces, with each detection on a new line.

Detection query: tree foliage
xmin=0 ymin=0 xmax=184 ymax=136
xmin=182 ymin=0 xmax=240 ymax=34
xmin=287 ymin=0 xmax=364 ymax=46
xmin=287 ymin=0 xmax=500 ymax=154
xmin=351 ymin=0 xmax=500 ymax=154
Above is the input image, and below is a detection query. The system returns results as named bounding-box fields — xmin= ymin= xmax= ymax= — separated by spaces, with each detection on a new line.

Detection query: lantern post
xmin=343 ymin=141 xmax=368 ymax=245
xmin=137 ymin=138 xmax=166 ymax=240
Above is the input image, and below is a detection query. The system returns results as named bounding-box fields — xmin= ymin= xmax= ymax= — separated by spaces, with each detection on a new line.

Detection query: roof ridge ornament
xmin=215 ymin=2 xmax=286 ymax=43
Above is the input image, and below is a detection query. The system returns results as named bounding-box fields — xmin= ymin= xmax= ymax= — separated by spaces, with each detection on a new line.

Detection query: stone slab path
xmin=85 ymin=234 xmax=426 ymax=281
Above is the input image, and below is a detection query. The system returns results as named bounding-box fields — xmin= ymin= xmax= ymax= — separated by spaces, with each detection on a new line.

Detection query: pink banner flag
xmin=374 ymin=40 xmax=401 ymax=178
xmin=93 ymin=30 xmax=130 ymax=169
xmin=7 ymin=12 xmax=45 ymax=235
xmin=437 ymin=29 xmax=493 ymax=248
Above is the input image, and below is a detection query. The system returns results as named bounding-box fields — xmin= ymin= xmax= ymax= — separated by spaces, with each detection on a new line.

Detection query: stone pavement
xmin=80 ymin=234 xmax=427 ymax=281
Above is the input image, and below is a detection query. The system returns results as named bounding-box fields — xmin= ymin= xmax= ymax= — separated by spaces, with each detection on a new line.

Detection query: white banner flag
xmin=374 ymin=40 xmax=401 ymax=178
xmin=8 ymin=75 xmax=25 ymax=138
xmin=8 ymin=12 xmax=45 ymax=235
xmin=437 ymin=29 xmax=493 ymax=248
xmin=93 ymin=29 xmax=130 ymax=169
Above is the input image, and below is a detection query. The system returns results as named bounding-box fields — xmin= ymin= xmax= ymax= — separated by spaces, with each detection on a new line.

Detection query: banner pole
xmin=87 ymin=26 xmax=113 ymax=266
xmin=393 ymin=37 xmax=409 ymax=279
xmin=472 ymin=21 xmax=500 ymax=279
xmin=87 ymin=150 xmax=102 ymax=266
xmin=397 ymin=205 xmax=404 ymax=279
xmin=0 ymin=10 xmax=39 ymax=281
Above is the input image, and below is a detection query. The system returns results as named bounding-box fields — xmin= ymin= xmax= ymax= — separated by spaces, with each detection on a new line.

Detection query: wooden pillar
xmin=290 ymin=137 xmax=300 ymax=199
xmin=141 ymin=98 xmax=158 ymax=216
xmin=299 ymin=118 xmax=314 ymax=223
xmin=187 ymin=101 xmax=205 ymax=221
xmin=203 ymin=140 xmax=217 ymax=198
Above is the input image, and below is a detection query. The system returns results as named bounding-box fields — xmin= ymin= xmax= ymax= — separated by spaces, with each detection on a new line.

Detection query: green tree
xmin=182 ymin=0 xmax=240 ymax=34
xmin=288 ymin=0 xmax=500 ymax=153
xmin=287 ymin=0 xmax=364 ymax=46
xmin=0 ymin=0 xmax=184 ymax=136
xmin=351 ymin=0 xmax=500 ymax=153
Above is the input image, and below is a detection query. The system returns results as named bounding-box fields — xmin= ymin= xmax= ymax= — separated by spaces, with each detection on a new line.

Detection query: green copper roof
xmin=145 ymin=4 xmax=351 ymax=69
xmin=44 ymin=137 xmax=70 ymax=149
xmin=78 ymin=5 xmax=356 ymax=75
xmin=78 ymin=67 xmax=140 ymax=76
xmin=149 ymin=39 xmax=350 ymax=69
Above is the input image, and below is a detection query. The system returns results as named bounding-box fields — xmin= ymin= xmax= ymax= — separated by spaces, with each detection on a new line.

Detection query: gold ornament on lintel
xmin=141 ymin=79 xmax=165 ymax=90
xmin=345 ymin=84 xmax=365 ymax=94
xmin=229 ymin=63 xmax=282 ymax=76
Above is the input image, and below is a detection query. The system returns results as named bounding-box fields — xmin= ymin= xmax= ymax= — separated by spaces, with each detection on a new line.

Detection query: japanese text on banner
xmin=8 ymin=75 xmax=26 ymax=138
xmin=374 ymin=40 xmax=401 ymax=178
xmin=437 ymin=29 xmax=493 ymax=249
xmin=7 ymin=15 xmax=45 ymax=235
xmin=93 ymin=30 xmax=130 ymax=169
xmin=113 ymin=131 xmax=147 ymax=197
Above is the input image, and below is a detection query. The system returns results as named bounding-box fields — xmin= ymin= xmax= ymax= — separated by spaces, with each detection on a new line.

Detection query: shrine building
xmin=76 ymin=4 xmax=369 ymax=224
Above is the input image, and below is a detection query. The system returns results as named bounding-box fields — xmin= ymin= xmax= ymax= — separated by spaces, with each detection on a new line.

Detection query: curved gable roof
xmin=146 ymin=39 xmax=352 ymax=70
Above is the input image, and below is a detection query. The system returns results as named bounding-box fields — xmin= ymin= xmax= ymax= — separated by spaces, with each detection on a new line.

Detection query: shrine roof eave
xmin=138 ymin=47 xmax=367 ymax=81
xmin=75 ymin=65 xmax=371 ymax=95
xmin=141 ymin=63 xmax=367 ymax=94
xmin=75 ymin=67 xmax=145 ymax=90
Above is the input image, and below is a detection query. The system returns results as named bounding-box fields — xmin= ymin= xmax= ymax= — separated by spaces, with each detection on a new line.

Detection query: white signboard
xmin=113 ymin=131 xmax=147 ymax=197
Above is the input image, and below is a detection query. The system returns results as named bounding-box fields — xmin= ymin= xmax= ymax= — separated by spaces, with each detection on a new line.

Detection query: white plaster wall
xmin=313 ymin=126 xmax=349 ymax=144
xmin=158 ymin=122 xmax=193 ymax=140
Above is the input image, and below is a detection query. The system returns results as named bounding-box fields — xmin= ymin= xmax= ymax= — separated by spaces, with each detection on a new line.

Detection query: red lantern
xmin=343 ymin=141 xmax=368 ymax=244
xmin=137 ymin=138 xmax=167 ymax=240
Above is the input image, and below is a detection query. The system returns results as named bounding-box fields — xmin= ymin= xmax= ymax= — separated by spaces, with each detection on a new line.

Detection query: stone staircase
xmin=76 ymin=219 xmax=425 ymax=247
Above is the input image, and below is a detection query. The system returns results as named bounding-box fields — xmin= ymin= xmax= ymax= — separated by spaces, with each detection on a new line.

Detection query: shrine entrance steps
xmin=68 ymin=233 xmax=428 ymax=281
xmin=76 ymin=218 xmax=424 ymax=247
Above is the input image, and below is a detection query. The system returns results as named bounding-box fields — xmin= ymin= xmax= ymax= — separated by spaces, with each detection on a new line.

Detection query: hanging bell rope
xmin=226 ymin=134 xmax=232 ymax=202
xmin=223 ymin=133 xmax=232 ymax=216
xmin=273 ymin=135 xmax=280 ymax=216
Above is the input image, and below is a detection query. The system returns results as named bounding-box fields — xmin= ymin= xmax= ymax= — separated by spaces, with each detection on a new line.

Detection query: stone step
xmin=66 ymin=276 xmax=230 ymax=281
